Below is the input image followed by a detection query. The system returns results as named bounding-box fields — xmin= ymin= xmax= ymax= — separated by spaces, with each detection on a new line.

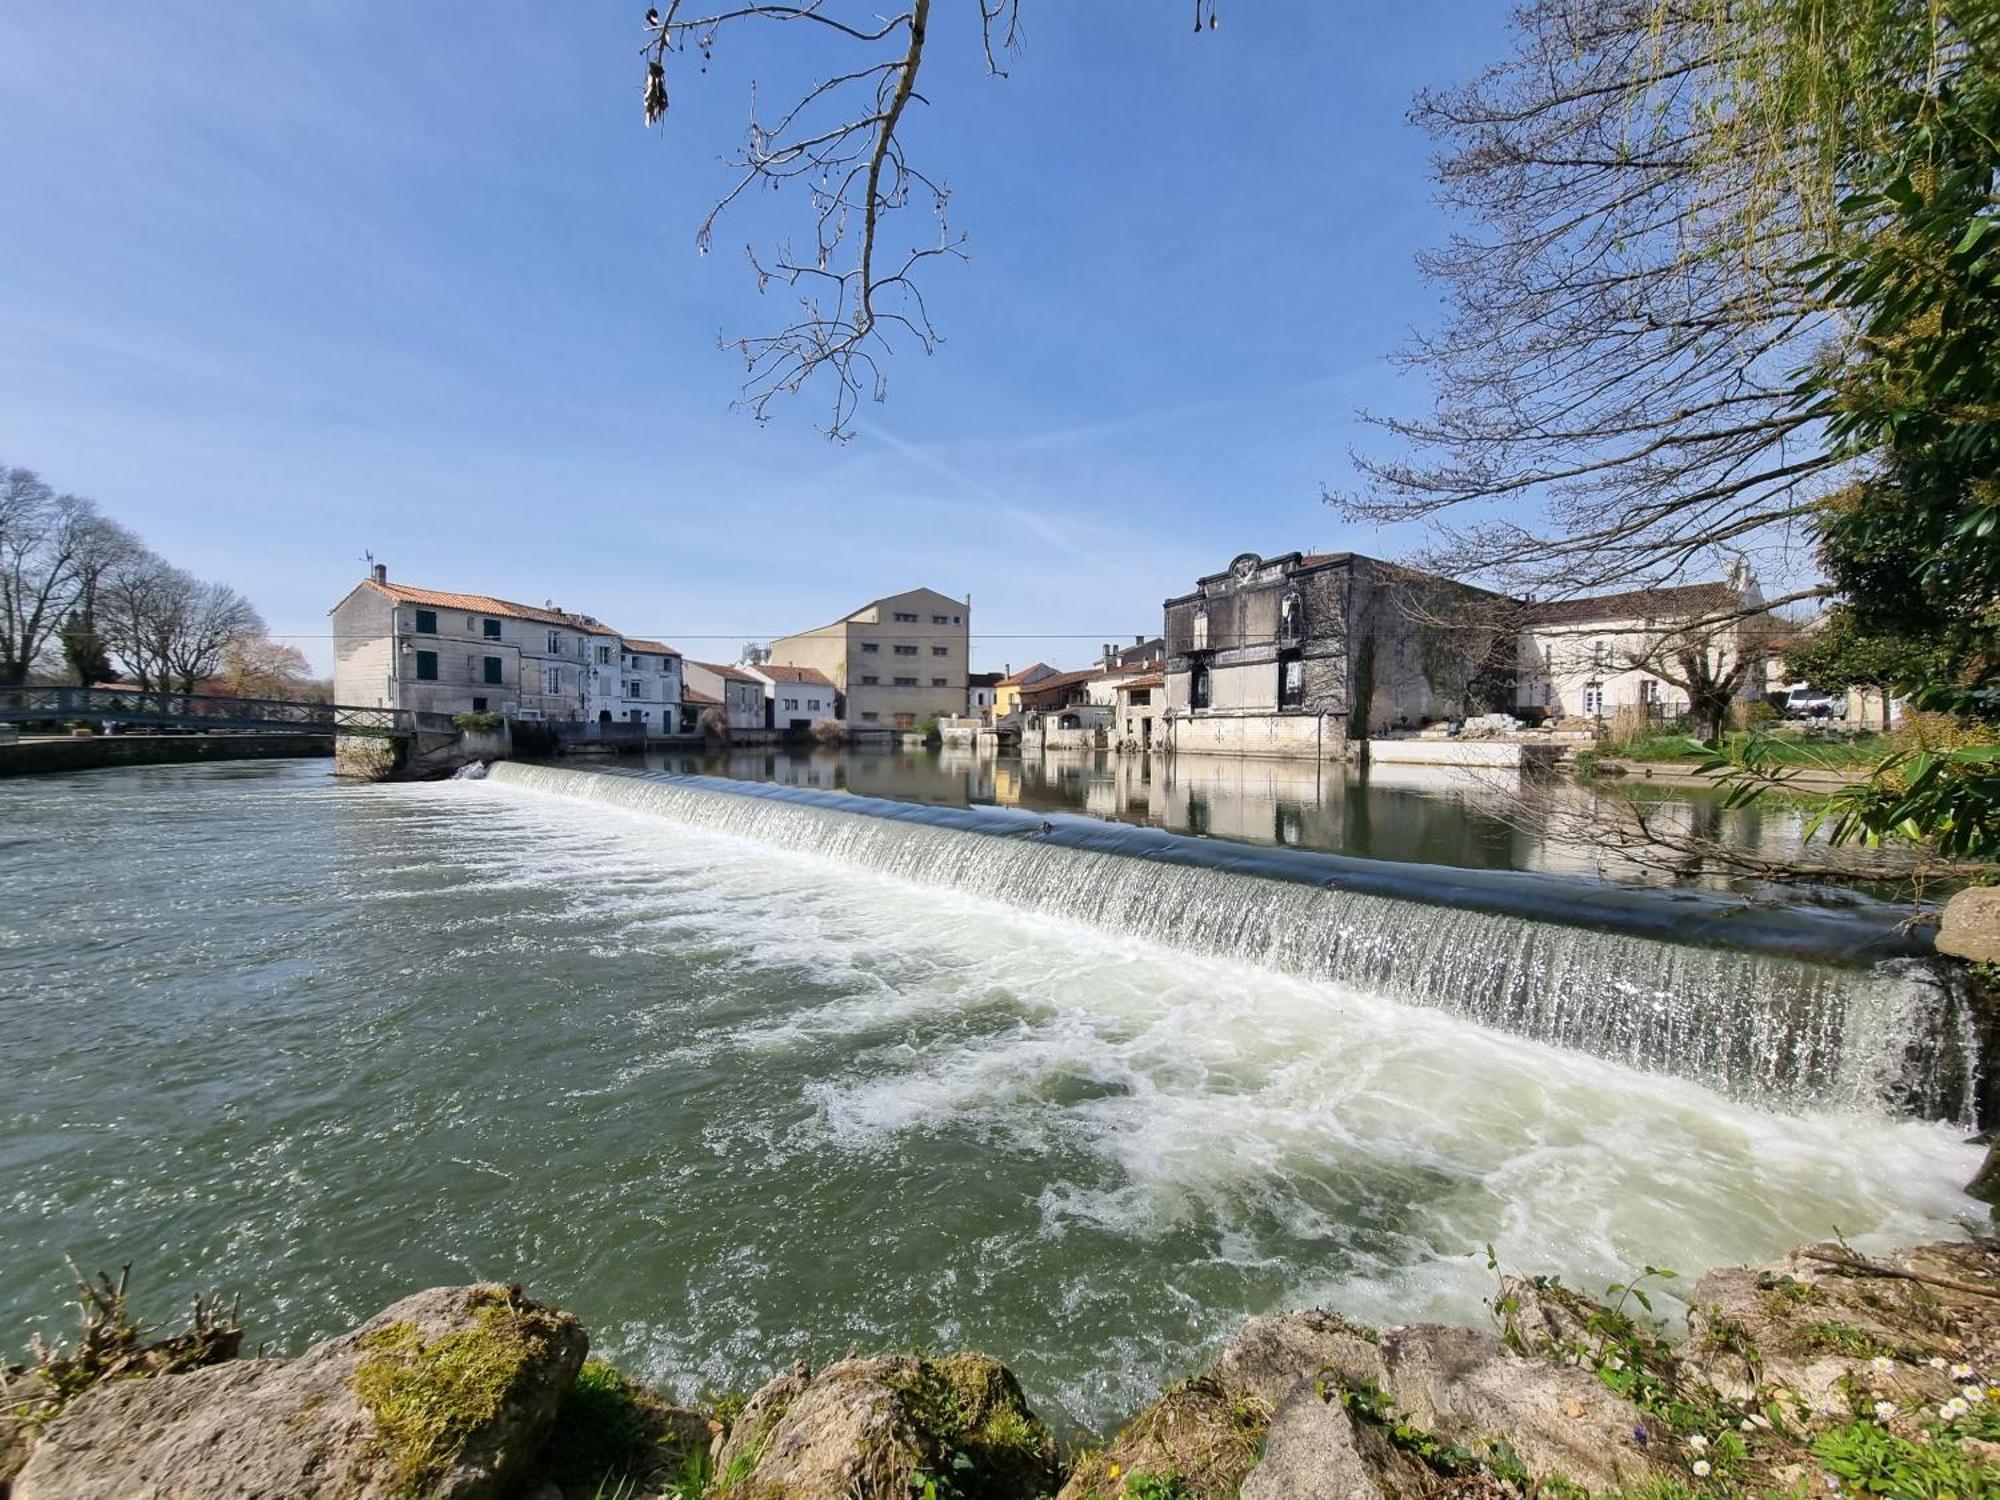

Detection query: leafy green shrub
xmin=451 ymin=712 xmax=503 ymax=732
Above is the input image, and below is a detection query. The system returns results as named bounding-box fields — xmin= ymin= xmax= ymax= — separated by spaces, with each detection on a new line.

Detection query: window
xmin=782 ymin=697 xmax=798 ymax=711
xmin=1130 ymin=688 xmax=1152 ymax=707
xmin=931 ymin=646 xmax=947 ymax=657
xmin=414 ymin=609 xmax=438 ymax=634
xmin=931 ymin=614 xmax=949 ymax=624
xmin=1279 ymin=591 xmax=1301 ymax=644
xmin=1278 ymin=651 xmax=1305 ymax=710
xmin=597 ymin=644 xmax=612 ymax=665
xmin=544 ymin=665 xmax=562 ymax=694
xmin=860 ymin=674 xmax=879 ymax=686
xmin=414 ymin=649 xmax=438 ymax=681
xmin=1192 ymin=608 xmax=1209 ymax=651
xmin=893 ymin=611 xmax=918 ymax=623
xmin=627 ymin=680 xmax=643 ymax=698
xmin=1189 ymin=659 xmax=1211 ymax=710
xmin=861 ymin=642 xmax=880 ymax=654
xmin=547 ymin=630 xmax=563 ymax=654
xmin=1583 ymin=681 xmax=1604 ymax=716
xmin=483 ymin=656 xmax=503 ymax=685
xmin=953 ymin=615 xmax=961 ymax=624
xmin=894 ymin=676 xmax=917 ymax=686
xmin=1638 ymin=679 xmax=1658 ymax=706
xmin=483 ymin=618 xmax=502 ymax=639
xmin=471 ymin=696 xmax=488 ymax=712
xmin=1542 ymin=644 xmax=1553 ymax=672
xmin=1591 ymin=639 xmax=1608 ymax=668
xmin=894 ymin=644 xmax=917 ymax=656
xmin=860 ymin=711 xmax=879 ymax=722
xmin=931 ymin=676 xmax=948 ymax=687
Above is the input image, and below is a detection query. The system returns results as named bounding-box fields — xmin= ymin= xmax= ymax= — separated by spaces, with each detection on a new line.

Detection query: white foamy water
xmin=463 ymin=765 xmax=1980 ymax=1422
xmin=0 ymin=760 xmax=1981 ymax=1437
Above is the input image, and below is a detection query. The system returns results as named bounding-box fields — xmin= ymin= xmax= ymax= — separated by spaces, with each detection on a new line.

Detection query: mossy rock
xmin=713 ymin=1351 xmax=1056 ymax=1499
xmin=1058 ymin=1375 xmax=1271 ymax=1500
xmin=13 ymin=1283 xmax=585 ymax=1500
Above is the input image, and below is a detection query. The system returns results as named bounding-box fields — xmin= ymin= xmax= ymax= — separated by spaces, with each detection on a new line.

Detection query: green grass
xmin=1609 ymin=731 xmax=1892 ymax=768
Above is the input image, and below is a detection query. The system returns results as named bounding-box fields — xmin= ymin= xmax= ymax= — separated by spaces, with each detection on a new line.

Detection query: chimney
xmin=1134 ymin=634 xmax=1143 ymax=646
xmin=371 ymin=562 xmax=387 ymax=585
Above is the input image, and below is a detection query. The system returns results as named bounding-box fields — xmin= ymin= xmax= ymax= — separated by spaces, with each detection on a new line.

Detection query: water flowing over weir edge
xmin=484 ymin=763 xmax=1985 ymax=1123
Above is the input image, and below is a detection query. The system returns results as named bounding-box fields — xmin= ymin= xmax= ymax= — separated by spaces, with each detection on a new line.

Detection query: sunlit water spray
xmin=0 ymin=760 xmax=1980 ymax=1437
xmin=490 ymin=763 xmax=1983 ymax=1122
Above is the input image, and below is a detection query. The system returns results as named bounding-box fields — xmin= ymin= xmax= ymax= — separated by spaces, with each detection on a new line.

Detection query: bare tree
xmin=641 ymin=1 xmax=1040 ymax=436
xmin=1337 ymin=1 xmax=1848 ymax=607
xmin=220 ymin=637 xmax=314 ymax=700
xmin=99 ymin=557 xmax=264 ymax=693
xmin=0 ymin=468 xmax=138 ymax=686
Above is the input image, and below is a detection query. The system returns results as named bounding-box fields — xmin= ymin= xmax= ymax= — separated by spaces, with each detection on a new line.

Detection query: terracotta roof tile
xmin=998 ymin=662 xmax=1056 ymax=687
xmin=356 ymin=579 xmax=624 ymax=634
xmin=689 ymin=660 xmax=759 ymax=684
xmin=621 ymin=638 xmax=681 ymax=657
xmin=682 ymin=685 xmax=720 ymax=705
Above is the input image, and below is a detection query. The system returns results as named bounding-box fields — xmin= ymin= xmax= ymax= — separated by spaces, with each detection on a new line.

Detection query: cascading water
xmin=487 ymin=762 xmax=1981 ymax=1123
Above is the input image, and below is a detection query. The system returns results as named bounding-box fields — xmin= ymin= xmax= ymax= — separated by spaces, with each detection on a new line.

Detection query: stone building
xmin=1161 ymin=551 xmax=1512 ymax=760
xmin=765 ymin=587 xmax=970 ymax=735
xmin=330 ymin=565 xmax=641 ymax=723
xmin=683 ymin=661 xmax=766 ymax=733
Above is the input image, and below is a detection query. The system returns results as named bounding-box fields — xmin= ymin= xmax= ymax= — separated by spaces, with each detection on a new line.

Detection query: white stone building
xmin=1515 ymin=572 xmax=1771 ymax=724
xmin=743 ymin=663 xmax=838 ymax=732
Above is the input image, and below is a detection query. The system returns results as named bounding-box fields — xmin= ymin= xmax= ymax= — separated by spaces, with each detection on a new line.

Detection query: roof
xmin=1117 ymin=673 xmax=1164 ymax=691
xmin=340 ymin=579 xmax=623 ymax=635
xmin=749 ymin=663 xmax=834 ymax=688
xmin=998 ymin=662 xmax=1057 ymax=687
xmin=682 ymin=685 xmax=720 ymax=706
xmin=967 ymin=672 xmax=1004 ymax=687
xmin=777 ymin=586 xmax=969 ymax=640
xmin=1017 ymin=667 xmax=1106 ymax=697
xmin=689 ymin=660 xmax=760 ymax=684
xmin=621 ymin=637 xmax=681 ymax=657
xmin=1522 ymin=581 xmax=1740 ymax=627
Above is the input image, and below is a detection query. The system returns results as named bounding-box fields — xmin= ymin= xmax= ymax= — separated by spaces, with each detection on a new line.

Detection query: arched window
xmin=1192 ymin=607 xmax=1210 ymax=651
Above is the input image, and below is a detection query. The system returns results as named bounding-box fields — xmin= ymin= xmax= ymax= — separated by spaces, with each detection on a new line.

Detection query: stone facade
xmin=767 ymin=587 xmax=971 ymax=734
xmin=1161 ymin=551 xmax=1511 ymax=760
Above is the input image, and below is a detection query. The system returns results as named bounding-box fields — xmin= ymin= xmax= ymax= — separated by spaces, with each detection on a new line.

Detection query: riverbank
xmin=0 ymin=732 xmax=332 ymax=776
xmin=5 ymin=1236 xmax=1996 ymax=1498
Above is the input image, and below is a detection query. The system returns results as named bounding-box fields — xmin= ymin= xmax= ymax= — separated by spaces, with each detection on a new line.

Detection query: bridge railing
xmin=0 ymin=687 xmax=406 ymax=735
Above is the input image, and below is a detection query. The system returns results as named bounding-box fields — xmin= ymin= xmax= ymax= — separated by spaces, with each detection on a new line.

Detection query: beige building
xmin=1515 ymin=573 xmax=1770 ymax=724
xmin=330 ymin=566 xmax=620 ymax=721
xmin=765 ymin=587 xmax=970 ymax=733
xmin=683 ymin=661 xmax=766 ymax=732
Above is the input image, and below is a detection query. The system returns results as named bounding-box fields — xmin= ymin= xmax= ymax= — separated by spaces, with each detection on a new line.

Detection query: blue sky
xmin=0 ymin=3 xmax=1511 ymax=676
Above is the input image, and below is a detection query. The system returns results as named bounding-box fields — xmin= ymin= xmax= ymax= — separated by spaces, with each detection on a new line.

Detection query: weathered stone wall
xmin=0 ymin=735 xmax=333 ymax=778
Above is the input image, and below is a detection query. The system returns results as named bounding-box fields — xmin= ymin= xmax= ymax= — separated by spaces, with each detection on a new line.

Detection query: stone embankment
xmin=4 ymin=1239 xmax=1996 ymax=1498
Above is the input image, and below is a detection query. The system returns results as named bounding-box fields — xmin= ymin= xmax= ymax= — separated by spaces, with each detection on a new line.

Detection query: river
xmin=0 ymin=756 xmax=1981 ymax=1434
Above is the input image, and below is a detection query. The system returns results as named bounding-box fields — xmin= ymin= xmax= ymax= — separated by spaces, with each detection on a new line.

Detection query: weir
xmin=486 ymin=762 xmax=1987 ymax=1123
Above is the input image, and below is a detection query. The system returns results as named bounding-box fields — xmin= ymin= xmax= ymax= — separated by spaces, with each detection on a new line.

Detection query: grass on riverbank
xmin=1597 ymin=731 xmax=1894 ymax=768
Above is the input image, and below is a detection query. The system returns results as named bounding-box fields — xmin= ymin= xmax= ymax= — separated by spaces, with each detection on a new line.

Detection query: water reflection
xmin=635 ymin=745 xmax=1828 ymax=890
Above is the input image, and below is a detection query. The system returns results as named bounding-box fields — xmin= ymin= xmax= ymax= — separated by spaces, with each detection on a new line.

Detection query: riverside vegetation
xmin=3 ymin=1237 xmax=1997 ymax=1500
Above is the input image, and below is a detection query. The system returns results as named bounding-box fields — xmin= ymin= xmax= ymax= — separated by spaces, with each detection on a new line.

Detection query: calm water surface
xmin=645 ymin=744 xmax=1847 ymax=892
xmin=0 ymin=759 xmax=1980 ymax=1432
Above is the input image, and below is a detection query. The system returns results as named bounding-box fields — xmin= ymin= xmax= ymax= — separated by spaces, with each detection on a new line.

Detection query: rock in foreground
xmin=711 ymin=1351 xmax=1057 ymax=1499
xmin=12 ymin=1284 xmax=585 ymax=1500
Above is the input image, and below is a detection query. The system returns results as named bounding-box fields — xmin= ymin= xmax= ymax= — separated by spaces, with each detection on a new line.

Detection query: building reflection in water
xmin=638 ymin=743 xmax=1823 ymax=889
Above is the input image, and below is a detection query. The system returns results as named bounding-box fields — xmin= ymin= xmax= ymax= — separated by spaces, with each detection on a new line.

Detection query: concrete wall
xmin=2 ymin=734 xmax=333 ymax=777
xmin=773 ymin=587 xmax=969 ymax=732
xmin=332 ymin=588 xmax=398 ymax=709
xmin=1163 ymin=711 xmax=1349 ymax=761
xmin=1366 ymin=738 xmax=1565 ymax=769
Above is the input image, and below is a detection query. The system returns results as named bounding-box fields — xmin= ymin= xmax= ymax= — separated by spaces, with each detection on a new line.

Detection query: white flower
xmin=1940 ymin=1398 xmax=1966 ymax=1421
xmin=1873 ymin=1400 xmax=1897 ymax=1421
xmin=1929 ymin=1356 xmax=1948 ymax=1370
xmin=1689 ymin=1435 xmax=1709 ymax=1452
xmin=1604 ymin=1355 xmax=1625 ymax=1372
xmin=1870 ymin=1355 xmax=1895 ymax=1374
xmin=1691 ymin=1460 xmax=1712 ymax=1478
xmin=1962 ymin=1385 xmax=1985 ymax=1403
xmin=1825 ymin=1477 xmax=1841 ymax=1492
xmin=1951 ymin=1362 xmax=1975 ymax=1380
